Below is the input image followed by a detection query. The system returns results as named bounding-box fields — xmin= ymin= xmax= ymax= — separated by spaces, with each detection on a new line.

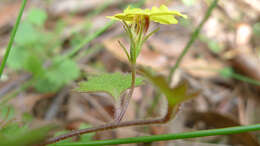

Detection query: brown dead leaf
xmin=182 ymin=57 xmax=224 ymax=78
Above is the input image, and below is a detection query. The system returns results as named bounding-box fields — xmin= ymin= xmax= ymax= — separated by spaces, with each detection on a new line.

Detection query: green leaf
xmin=15 ymin=22 xmax=40 ymax=45
xmin=208 ymin=40 xmax=222 ymax=53
xmin=219 ymin=67 xmax=233 ymax=78
xmin=34 ymin=58 xmax=80 ymax=93
xmin=0 ymin=125 xmax=54 ymax=146
xmin=24 ymin=55 xmax=44 ymax=77
xmin=48 ymin=58 xmax=80 ymax=85
xmin=0 ymin=123 xmax=28 ymax=138
xmin=27 ymin=8 xmax=47 ymax=27
xmin=76 ymin=72 xmax=143 ymax=100
xmin=199 ymin=35 xmax=223 ymax=53
xmin=8 ymin=22 xmax=54 ymax=71
xmin=0 ymin=105 xmax=15 ymax=121
xmin=34 ymin=78 xmax=56 ymax=93
xmin=139 ymin=68 xmax=198 ymax=107
xmin=22 ymin=112 xmax=34 ymax=123
xmin=7 ymin=46 xmax=29 ymax=70
xmin=0 ymin=105 xmax=34 ymax=139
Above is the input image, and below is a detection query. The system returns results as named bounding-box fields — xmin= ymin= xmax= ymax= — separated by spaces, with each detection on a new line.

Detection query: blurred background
xmin=0 ymin=0 xmax=260 ymax=145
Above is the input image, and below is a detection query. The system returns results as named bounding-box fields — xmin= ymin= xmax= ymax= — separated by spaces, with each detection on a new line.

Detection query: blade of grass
xmin=64 ymin=20 xmax=115 ymax=58
xmin=231 ymin=73 xmax=260 ymax=86
xmin=192 ymin=66 xmax=260 ymax=86
xmin=55 ymin=124 xmax=260 ymax=146
xmin=218 ymin=67 xmax=260 ymax=86
xmin=0 ymin=0 xmax=27 ymax=78
xmin=187 ymin=66 xmax=260 ymax=86
xmin=168 ymin=0 xmax=219 ymax=83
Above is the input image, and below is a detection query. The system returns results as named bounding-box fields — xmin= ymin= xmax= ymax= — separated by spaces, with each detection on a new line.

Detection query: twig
xmin=42 ymin=104 xmax=177 ymax=145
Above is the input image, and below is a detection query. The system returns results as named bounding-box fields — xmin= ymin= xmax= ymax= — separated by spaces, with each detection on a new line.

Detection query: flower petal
xmin=150 ymin=15 xmax=178 ymax=24
xmin=107 ymin=5 xmax=187 ymax=24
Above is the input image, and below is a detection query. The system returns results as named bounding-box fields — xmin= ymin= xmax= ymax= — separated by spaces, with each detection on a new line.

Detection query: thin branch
xmin=64 ymin=20 xmax=115 ymax=59
xmin=42 ymin=104 xmax=176 ymax=145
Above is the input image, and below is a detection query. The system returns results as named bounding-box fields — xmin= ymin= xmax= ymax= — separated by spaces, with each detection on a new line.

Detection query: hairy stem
xmin=115 ymin=64 xmax=136 ymax=122
xmin=43 ymin=104 xmax=176 ymax=145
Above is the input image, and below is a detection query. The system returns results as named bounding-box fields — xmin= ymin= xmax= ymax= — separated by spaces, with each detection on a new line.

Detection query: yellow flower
xmin=108 ymin=5 xmax=187 ymax=25
xmin=107 ymin=5 xmax=187 ymax=64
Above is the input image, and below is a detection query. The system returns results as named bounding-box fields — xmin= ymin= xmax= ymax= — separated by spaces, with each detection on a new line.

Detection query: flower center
xmin=133 ymin=15 xmax=150 ymax=34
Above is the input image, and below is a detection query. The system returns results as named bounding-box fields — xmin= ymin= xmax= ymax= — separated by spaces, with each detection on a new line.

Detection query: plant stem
xmin=56 ymin=124 xmax=260 ymax=146
xmin=0 ymin=0 xmax=27 ymax=78
xmin=43 ymin=104 xmax=174 ymax=145
xmin=167 ymin=0 xmax=219 ymax=83
xmin=109 ymin=0 xmax=148 ymax=123
xmin=115 ymin=64 xmax=136 ymax=122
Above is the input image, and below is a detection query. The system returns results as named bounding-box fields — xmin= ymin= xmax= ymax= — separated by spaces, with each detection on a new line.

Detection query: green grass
xmin=55 ymin=124 xmax=260 ymax=146
xmin=168 ymin=0 xmax=219 ymax=82
xmin=0 ymin=0 xmax=27 ymax=78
